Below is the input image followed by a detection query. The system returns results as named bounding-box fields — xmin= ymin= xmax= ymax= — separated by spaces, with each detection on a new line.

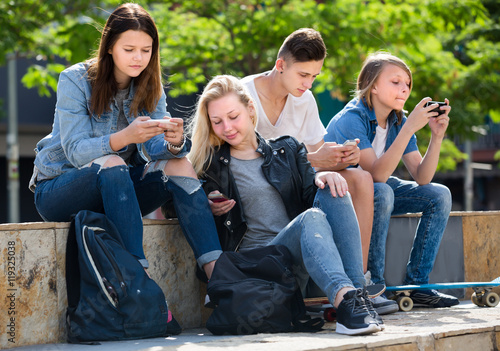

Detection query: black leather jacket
xmin=201 ymin=133 xmax=318 ymax=252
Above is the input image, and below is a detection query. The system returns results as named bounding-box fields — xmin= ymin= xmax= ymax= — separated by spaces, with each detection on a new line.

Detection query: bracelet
xmin=167 ymin=134 xmax=185 ymax=152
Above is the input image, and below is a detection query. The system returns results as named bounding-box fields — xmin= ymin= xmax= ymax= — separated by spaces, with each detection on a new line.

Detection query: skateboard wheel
xmin=323 ymin=307 xmax=337 ymax=322
xmin=483 ymin=292 xmax=499 ymax=307
xmin=397 ymin=296 xmax=413 ymax=312
xmin=471 ymin=292 xmax=486 ymax=307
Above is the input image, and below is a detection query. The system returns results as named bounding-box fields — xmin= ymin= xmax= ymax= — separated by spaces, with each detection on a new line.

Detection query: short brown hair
xmin=277 ymin=28 xmax=327 ymax=63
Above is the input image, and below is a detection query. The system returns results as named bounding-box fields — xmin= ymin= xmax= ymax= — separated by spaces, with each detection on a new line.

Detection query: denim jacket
xmin=201 ymin=133 xmax=317 ymax=251
xmin=325 ymin=97 xmax=418 ymax=155
xmin=32 ymin=62 xmax=189 ymax=184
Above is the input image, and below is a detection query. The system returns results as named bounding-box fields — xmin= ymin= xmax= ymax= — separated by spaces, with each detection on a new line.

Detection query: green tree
xmin=0 ymin=0 xmax=118 ymax=96
xmin=3 ymin=0 xmax=499 ymax=172
xmin=151 ymin=0 xmax=499 ymax=172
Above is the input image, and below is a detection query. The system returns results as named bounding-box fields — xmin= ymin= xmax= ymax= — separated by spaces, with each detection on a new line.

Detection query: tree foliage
xmin=2 ymin=0 xmax=499 ymax=172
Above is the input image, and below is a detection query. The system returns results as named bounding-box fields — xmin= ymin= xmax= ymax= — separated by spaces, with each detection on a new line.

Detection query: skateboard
xmin=304 ymin=297 xmax=337 ymax=322
xmin=386 ymin=277 xmax=500 ymax=312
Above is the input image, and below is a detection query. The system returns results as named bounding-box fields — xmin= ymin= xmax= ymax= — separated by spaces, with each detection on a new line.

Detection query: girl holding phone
xmin=325 ymin=52 xmax=458 ymax=310
xmin=30 ymin=3 xmax=221 ymax=279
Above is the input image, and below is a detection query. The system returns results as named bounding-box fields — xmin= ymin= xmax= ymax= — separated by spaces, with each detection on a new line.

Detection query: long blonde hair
xmin=188 ymin=75 xmax=256 ymax=177
xmin=355 ymin=52 xmax=412 ymax=123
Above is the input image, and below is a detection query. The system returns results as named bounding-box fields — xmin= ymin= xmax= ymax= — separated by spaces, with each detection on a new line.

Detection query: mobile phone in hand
xmin=157 ymin=118 xmax=178 ymax=129
xmin=208 ymin=193 xmax=229 ymax=203
xmin=424 ymin=101 xmax=447 ymax=116
xmin=343 ymin=139 xmax=357 ymax=146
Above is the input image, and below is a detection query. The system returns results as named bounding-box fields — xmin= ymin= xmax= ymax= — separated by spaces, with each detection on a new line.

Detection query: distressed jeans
xmin=268 ymin=187 xmax=364 ymax=304
xmin=369 ymin=176 xmax=452 ymax=285
xmin=34 ymin=160 xmax=222 ymax=268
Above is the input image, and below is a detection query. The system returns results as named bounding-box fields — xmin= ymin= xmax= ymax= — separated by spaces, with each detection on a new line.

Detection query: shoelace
xmin=347 ymin=289 xmax=370 ymax=315
xmin=361 ymin=288 xmax=378 ymax=318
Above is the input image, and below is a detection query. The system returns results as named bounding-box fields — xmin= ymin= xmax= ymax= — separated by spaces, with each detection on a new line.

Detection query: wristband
xmin=167 ymin=134 xmax=185 ymax=152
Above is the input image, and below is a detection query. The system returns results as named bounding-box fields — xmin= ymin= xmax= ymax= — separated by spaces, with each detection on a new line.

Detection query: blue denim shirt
xmin=325 ymin=97 xmax=418 ymax=155
xmin=33 ymin=62 xmax=189 ymax=180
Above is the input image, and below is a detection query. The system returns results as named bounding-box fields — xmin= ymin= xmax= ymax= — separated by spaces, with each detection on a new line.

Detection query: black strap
xmin=291 ymin=288 xmax=324 ymax=332
xmin=65 ymin=216 xmax=80 ymax=310
xmin=293 ymin=317 xmax=325 ymax=332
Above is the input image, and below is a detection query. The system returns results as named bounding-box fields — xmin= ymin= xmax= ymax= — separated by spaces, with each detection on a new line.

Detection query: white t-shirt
xmin=242 ymin=72 xmax=326 ymax=146
xmin=372 ymin=125 xmax=388 ymax=159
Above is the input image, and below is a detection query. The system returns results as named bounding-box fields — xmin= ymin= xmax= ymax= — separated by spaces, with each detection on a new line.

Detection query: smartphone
xmin=424 ymin=101 xmax=447 ymax=116
xmin=208 ymin=193 xmax=229 ymax=203
xmin=157 ymin=118 xmax=178 ymax=129
xmin=343 ymin=139 xmax=357 ymax=146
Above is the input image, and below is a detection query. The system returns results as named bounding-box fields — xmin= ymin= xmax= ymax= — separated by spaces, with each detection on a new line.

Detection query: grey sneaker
xmin=371 ymin=293 xmax=399 ymax=315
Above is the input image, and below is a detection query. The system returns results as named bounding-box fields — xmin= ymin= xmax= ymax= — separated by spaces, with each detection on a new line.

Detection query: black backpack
xmin=65 ymin=210 xmax=180 ymax=343
xmin=206 ymin=245 xmax=323 ymax=335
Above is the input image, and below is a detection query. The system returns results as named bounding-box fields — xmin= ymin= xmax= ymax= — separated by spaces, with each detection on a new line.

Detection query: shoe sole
xmin=412 ymin=301 xmax=460 ymax=308
xmin=375 ymin=303 xmax=399 ymax=315
xmin=336 ymin=322 xmax=381 ymax=335
xmin=366 ymin=283 xmax=386 ymax=298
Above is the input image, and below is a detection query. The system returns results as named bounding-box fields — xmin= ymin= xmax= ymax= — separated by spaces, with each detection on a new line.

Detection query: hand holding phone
xmin=208 ymin=192 xmax=229 ymax=203
xmin=342 ymin=139 xmax=357 ymax=147
xmin=157 ymin=118 xmax=179 ymax=129
xmin=424 ymin=101 xmax=447 ymax=116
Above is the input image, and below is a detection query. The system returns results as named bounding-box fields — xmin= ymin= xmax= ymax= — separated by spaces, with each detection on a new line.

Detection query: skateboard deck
xmin=386 ymin=277 xmax=500 ymax=311
xmin=303 ymin=284 xmax=386 ymax=322
xmin=304 ymin=297 xmax=336 ymax=322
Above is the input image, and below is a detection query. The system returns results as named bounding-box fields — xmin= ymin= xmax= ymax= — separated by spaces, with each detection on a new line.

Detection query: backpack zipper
xmin=82 ymin=225 xmax=118 ymax=308
xmin=95 ymin=235 xmax=128 ymax=297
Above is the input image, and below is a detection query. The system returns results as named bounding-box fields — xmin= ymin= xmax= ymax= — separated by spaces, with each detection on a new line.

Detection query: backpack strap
xmin=291 ymin=288 xmax=324 ymax=332
xmin=66 ymin=213 xmax=102 ymax=344
xmin=65 ymin=215 xmax=80 ymax=310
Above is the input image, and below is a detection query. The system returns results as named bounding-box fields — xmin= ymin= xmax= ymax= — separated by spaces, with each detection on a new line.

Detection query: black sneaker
xmin=335 ymin=289 xmax=381 ymax=335
xmin=409 ymin=289 xmax=459 ymax=308
xmin=371 ymin=293 xmax=399 ymax=315
xmin=362 ymin=289 xmax=385 ymax=331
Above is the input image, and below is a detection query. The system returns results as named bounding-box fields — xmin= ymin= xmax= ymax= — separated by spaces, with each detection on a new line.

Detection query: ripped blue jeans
xmin=34 ymin=158 xmax=222 ymax=268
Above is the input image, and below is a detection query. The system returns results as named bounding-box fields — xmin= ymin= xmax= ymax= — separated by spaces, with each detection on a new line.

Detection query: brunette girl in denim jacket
xmin=325 ymin=52 xmax=458 ymax=309
xmin=29 ymin=3 xmax=221 ymax=278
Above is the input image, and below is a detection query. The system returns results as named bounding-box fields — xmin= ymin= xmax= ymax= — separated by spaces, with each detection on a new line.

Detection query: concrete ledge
xmin=1 ymin=211 xmax=499 ymax=349
xmin=0 ymin=218 xmax=203 ymax=349
xmin=10 ymin=302 xmax=500 ymax=351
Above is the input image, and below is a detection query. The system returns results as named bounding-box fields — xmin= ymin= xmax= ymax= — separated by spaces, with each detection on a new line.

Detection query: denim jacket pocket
xmin=90 ymin=111 xmax=113 ymax=123
xmin=48 ymin=145 xmax=67 ymax=163
xmin=88 ymin=99 xmax=113 ymax=124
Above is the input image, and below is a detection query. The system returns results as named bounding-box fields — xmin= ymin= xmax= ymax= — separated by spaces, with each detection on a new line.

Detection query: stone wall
xmin=0 ymin=219 xmax=203 ymax=349
xmin=0 ymin=211 xmax=499 ymax=349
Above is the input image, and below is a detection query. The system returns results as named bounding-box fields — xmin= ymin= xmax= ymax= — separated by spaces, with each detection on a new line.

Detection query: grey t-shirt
xmin=115 ymin=88 xmax=137 ymax=163
xmin=230 ymin=156 xmax=290 ymax=250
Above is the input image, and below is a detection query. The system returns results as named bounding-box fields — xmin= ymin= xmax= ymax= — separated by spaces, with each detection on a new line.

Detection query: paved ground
xmin=8 ymin=301 xmax=500 ymax=351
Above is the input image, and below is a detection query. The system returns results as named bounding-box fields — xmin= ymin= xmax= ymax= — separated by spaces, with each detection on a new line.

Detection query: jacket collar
xmin=360 ymin=97 xmax=398 ymax=127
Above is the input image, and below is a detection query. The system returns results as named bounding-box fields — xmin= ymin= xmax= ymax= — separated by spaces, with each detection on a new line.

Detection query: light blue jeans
xmin=34 ymin=160 xmax=222 ymax=268
xmin=268 ymin=187 xmax=364 ymax=304
xmin=369 ymin=176 xmax=452 ymax=285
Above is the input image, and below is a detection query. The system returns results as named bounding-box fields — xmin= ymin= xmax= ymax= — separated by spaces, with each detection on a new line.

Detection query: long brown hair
xmin=355 ymin=52 xmax=412 ymax=123
xmin=87 ymin=3 xmax=162 ymax=117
